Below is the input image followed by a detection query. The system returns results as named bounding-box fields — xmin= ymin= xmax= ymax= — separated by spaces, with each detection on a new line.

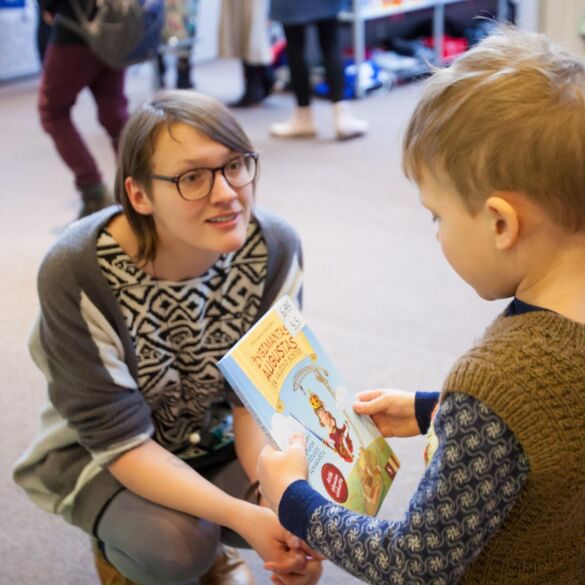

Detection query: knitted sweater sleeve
xmin=36 ymin=239 xmax=153 ymax=465
xmin=278 ymin=392 xmax=530 ymax=585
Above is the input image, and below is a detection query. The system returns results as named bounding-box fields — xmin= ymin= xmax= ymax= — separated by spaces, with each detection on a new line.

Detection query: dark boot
xmin=259 ymin=65 xmax=274 ymax=97
xmin=156 ymin=53 xmax=166 ymax=88
xmin=229 ymin=63 xmax=267 ymax=108
xmin=176 ymin=55 xmax=194 ymax=89
xmin=78 ymin=183 xmax=114 ymax=219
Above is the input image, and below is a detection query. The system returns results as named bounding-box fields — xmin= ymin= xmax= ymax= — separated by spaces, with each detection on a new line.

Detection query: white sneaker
xmin=270 ymin=106 xmax=316 ymax=138
xmin=333 ymin=101 xmax=368 ymax=141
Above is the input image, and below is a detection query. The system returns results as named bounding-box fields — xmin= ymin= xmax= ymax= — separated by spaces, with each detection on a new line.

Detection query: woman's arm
xmin=108 ymin=438 xmax=304 ymax=571
xmin=232 ymin=405 xmax=266 ymax=484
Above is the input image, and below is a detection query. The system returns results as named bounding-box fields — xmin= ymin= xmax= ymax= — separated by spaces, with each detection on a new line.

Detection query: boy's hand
xmin=354 ymin=389 xmax=419 ymax=437
xmin=258 ymin=433 xmax=308 ymax=513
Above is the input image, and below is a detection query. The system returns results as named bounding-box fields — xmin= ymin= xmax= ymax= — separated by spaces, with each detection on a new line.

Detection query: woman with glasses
xmin=14 ymin=91 xmax=321 ymax=585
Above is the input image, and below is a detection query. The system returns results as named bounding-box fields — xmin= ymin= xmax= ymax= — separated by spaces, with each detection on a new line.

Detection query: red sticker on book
xmin=321 ymin=463 xmax=348 ymax=503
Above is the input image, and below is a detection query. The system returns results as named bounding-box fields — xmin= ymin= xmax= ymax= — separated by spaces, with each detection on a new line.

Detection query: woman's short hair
xmin=115 ymin=90 xmax=256 ymax=264
xmin=402 ymin=26 xmax=585 ymax=232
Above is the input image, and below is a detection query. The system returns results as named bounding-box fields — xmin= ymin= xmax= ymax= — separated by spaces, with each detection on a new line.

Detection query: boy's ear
xmin=125 ymin=176 xmax=154 ymax=216
xmin=484 ymin=195 xmax=520 ymax=251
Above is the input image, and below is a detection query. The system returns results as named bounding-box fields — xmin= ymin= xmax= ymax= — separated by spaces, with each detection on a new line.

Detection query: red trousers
xmin=39 ymin=43 xmax=129 ymax=190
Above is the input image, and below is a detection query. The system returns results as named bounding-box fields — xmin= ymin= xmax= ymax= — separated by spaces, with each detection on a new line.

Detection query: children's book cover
xmin=218 ymin=296 xmax=400 ymax=515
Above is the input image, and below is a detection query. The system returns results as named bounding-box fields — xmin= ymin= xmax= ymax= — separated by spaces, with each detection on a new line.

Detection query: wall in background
xmin=537 ymin=0 xmax=585 ymax=58
xmin=0 ymin=0 xmax=40 ymax=81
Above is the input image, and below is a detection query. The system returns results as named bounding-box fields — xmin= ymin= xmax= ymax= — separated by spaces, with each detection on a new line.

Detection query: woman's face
xmin=132 ymin=122 xmax=254 ymax=272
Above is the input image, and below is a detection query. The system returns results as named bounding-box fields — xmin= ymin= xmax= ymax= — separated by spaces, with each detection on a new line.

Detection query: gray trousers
xmin=95 ymin=456 xmax=253 ymax=585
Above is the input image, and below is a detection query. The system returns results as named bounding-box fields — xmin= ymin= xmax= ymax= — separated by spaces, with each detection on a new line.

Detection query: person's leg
xmin=156 ymin=53 xmax=166 ymax=88
xmin=95 ymin=457 xmax=254 ymax=584
xmin=282 ymin=23 xmax=310 ymax=107
xmin=270 ymin=23 xmax=315 ymax=138
xmin=96 ymin=490 xmax=223 ymax=585
xmin=229 ymin=61 xmax=270 ymax=108
xmin=316 ymin=18 xmax=368 ymax=140
xmin=39 ymin=43 xmax=114 ymax=215
xmin=176 ymin=53 xmax=194 ymax=89
xmin=88 ymin=65 xmax=129 ymax=153
xmin=315 ymin=18 xmax=345 ymax=103
xmin=39 ymin=43 xmax=104 ymax=189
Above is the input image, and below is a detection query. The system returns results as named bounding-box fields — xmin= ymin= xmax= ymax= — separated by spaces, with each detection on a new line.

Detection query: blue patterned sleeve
xmin=278 ymin=392 xmax=530 ymax=585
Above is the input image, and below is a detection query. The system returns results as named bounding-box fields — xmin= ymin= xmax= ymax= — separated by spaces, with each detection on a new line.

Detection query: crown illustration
xmin=309 ymin=393 xmax=323 ymax=410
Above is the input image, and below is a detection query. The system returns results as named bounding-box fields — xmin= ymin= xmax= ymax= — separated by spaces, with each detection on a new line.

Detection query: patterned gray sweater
xmin=13 ymin=205 xmax=303 ymax=534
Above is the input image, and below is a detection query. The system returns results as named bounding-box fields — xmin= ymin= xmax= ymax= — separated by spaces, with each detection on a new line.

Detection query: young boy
xmin=257 ymin=27 xmax=585 ymax=585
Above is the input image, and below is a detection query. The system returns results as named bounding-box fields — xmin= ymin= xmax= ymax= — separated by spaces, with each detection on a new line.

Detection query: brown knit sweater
xmin=443 ymin=310 xmax=585 ymax=584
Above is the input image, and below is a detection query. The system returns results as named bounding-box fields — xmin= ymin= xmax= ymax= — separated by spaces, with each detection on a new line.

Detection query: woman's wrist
xmin=221 ymin=498 xmax=259 ymax=535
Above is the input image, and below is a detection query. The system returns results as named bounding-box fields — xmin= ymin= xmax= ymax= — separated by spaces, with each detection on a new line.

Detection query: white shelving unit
xmin=339 ymin=0 xmax=510 ymax=96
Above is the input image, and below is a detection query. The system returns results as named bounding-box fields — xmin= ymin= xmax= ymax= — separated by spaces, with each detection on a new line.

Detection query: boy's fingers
xmin=355 ymin=389 xmax=383 ymax=402
xmin=354 ymin=396 xmax=385 ymax=414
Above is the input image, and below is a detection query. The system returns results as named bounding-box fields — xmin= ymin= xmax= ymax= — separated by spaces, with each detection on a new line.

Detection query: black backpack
xmin=57 ymin=0 xmax=165 ymax=70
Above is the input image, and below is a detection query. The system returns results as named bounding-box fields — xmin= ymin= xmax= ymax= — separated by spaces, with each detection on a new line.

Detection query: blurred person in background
xmin=38 ymin=0 xmax=129 ymax=218
xmin=157 ymin=0 xmax=197 ymax=90
xmin=35 ymin=0 xmax=51 ymax=63
xmin=270 ymin=0 xmax=368 ymax=140
xmin=219 ymin=0 xmax=274 ymax=107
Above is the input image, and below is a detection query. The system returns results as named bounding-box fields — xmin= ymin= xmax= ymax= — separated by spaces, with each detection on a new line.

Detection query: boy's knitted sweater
xmin=279 ymin=309 xmax=585 ymax=585
xmin=446 ymin=310 xmax=585 ymax=584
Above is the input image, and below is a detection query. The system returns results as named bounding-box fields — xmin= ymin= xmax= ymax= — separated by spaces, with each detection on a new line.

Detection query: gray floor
xmin=0 ymin=59 xmax=506 ymax=584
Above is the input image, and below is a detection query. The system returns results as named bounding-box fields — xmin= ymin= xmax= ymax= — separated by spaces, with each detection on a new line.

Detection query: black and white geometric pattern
xmin=303 ymin=392 xmax=530 ymax=585
xmin=97 ymin=218 xmax=267 ymax=457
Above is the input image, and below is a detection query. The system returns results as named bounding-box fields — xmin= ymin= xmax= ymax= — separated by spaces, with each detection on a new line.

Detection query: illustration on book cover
xmin=218 ymin=296 xmax=400 ymax=515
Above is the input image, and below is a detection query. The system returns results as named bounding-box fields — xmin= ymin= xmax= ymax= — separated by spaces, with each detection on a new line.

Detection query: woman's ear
xmin=484 ymin=195 xmax=520 ymax=251
xmin=125 ymin=176 xmax=153 ymax=216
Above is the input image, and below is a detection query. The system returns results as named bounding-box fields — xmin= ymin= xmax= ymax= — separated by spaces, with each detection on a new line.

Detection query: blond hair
xmin=403 ymin=26 xmax=585 ymax=232
xmin=115 ymin=90 xmax=256 ymax=264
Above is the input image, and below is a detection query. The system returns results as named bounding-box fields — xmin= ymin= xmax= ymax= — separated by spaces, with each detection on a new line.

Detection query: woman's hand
xmin=257 ymin=434 xmax=308 ymax=514
xmin=269 ymin=555 xmax=323 ymax=585
xmin=353 ymin=388 xmax=419 ymax=437
xmin=267 ymin=533 xmax=324 ymax=585
xmin=235 ymin=505 xmax=307 ymax=573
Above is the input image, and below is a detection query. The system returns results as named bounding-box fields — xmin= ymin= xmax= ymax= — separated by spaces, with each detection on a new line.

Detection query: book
xmin=218 ymin=296 xmax=400 ymax=515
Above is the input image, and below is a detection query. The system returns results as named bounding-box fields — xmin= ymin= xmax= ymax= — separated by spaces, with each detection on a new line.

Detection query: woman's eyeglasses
xmin=148 ymin=153 xmax=258 ymax=201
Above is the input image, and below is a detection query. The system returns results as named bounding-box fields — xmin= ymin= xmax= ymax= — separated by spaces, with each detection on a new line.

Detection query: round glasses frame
xmin=148 ymin=152 xmax=259 ymax=201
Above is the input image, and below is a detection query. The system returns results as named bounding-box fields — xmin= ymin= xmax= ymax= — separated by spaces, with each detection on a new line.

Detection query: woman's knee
xmin=107 ymin=516 xmax=221 ymax=585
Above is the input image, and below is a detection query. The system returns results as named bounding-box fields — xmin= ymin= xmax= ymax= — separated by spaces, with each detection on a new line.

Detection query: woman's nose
xmin=208 ymin=169 xmax=237 ymax=203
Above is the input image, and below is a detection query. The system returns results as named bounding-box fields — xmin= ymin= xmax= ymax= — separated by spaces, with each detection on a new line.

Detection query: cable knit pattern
xmin=443 ymin=310 xmax=585 ymax=585
xmin=280 ymin=392 xmax=529 ymax=585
